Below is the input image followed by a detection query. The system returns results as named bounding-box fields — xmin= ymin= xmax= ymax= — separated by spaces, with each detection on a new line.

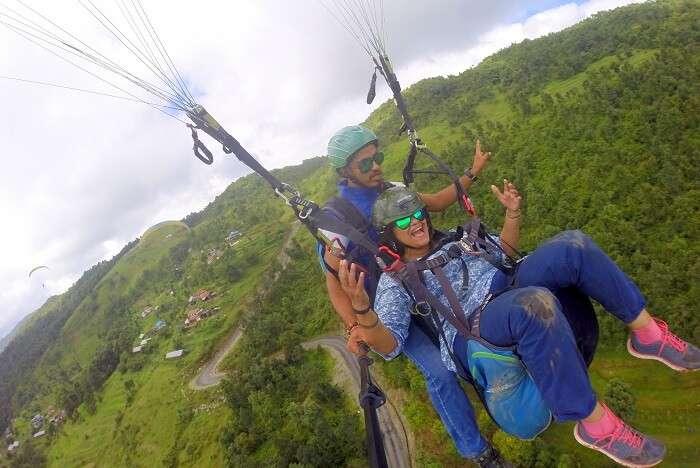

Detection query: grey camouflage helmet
xmin=372 ymin=186 xmax=425 ymax=230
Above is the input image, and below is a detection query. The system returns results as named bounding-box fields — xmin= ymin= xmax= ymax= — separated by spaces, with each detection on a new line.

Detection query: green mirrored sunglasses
xmin=393 ymin=209 xmax=426 ymax=230
xmin=357 ymin=151 xmax=385 ymax=173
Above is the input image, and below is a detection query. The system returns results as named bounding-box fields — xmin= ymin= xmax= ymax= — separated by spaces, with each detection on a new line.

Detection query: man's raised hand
xmin=472 ymin=138 xmax=491 ymax=175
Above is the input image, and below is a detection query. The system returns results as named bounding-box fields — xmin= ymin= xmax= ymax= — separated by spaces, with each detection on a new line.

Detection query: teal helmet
xmin=327 ymin=125 xmax=378 ymax=168
xmin=371 ymin=186 xmax=425 ymax=231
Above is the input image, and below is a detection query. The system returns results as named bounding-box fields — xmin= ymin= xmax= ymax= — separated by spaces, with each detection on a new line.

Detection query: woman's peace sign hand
xmin=491 ymin=178 xmax=522 ymax=212
xmin=338 ymin=259 xmax=371 ymax=311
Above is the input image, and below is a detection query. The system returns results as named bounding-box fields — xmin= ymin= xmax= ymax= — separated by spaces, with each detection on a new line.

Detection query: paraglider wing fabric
xmin=28 ymin=265 xmax=49 ymax=278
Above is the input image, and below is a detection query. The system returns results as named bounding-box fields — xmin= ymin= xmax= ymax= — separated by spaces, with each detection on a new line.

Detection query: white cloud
xmin=0 ymin=0 xmax=641 ymax=338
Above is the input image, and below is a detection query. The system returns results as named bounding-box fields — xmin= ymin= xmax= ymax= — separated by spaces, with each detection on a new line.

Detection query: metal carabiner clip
xmin=274 ymin=186 xmax=292 ymax=205
xmin=274 ymin=183 xmax=299 ymax=206
xmin=297 ymin=204 xmax=313 ymax=220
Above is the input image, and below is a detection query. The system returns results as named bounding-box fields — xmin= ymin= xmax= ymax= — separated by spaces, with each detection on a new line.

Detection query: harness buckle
xmin=458 ymin=238 xmax=479 ymax=255
xmin=377 ymin=246 xmax=404 ymax=272
xmin=411 ymin=301 xmax=432 ymax=317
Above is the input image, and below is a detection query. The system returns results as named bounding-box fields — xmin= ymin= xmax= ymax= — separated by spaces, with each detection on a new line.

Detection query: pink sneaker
xmin=574 ymin=405 xmax=665 ymax=467
xmin=628 ymin=319 xmax=700 ymax=372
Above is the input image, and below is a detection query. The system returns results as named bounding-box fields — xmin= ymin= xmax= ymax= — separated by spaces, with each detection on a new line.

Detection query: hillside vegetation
xmin=1 ymin=1 xmax=699 ymax=467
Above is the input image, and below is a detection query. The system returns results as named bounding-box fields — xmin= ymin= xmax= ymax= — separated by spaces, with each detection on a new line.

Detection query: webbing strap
xmin=397 ymin=263 xmax=472 ymax=339
xmin=431 ymin=308 xmax=473 ymax=383
xmin=433 ymin=267 xmax=470 ymax=332
xmin=309 ymin=208 xmax=380 ymax=257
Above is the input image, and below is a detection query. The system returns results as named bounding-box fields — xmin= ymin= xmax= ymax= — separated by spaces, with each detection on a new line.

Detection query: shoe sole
xmin=626 ymin=338 xmax=699 ymax=373
xmin=573 ymin=425 xmax=664 ymax=468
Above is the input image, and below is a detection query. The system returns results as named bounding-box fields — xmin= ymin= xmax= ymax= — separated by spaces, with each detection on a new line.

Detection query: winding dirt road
xmin=189 ymin=327 xmax=243 ymax=389
xmin=189 ymin=222 xmax=300 ymax=390
xmin=303 ymin=336 xmax=412 ymax=468
xmin=188 ymin=222 xmax=412 ymax=466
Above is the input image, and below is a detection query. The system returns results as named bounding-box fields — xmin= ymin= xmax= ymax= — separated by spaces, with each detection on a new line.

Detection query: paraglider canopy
xmin=28 ymin=265 xmax=49 ymax=278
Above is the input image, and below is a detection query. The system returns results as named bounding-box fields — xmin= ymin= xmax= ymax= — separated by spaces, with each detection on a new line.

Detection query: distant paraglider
xmin=28 ymin=265 xmax=50 ymax=278
xmin=28 ymin=265 xmax=50 ymax=289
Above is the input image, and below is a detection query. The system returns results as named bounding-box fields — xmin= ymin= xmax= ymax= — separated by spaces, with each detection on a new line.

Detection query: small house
xmin=154 ymin=319 xmax=166 ymax=331
xmin=33 ymin=430 xmax=46 ymax=438
xmin=184 ymin=308 xmax=203 ymax=328
xmin=139 ymin=337 xmax=151 ymax=346
xmin=206 ymin=248 xmax=222 ymax=265
xmin=183 ymin=307 xmax=220 ymax=329
xmin=188 ymin=289 xmax=214 ymax=304
xmin=165 ymin=349 xmax=184 ymax=359
xmin=225 ymin=230 xmax=241 ymax=245
xmin=132 ymin=346 xmax=143 ymax=353
xmin=225 ymin=229 xmax=241 ymax=240
xmin=48 ymin=409 xmax=66 ymax=426
xmin=7 ymin=441 xmax=19 ymax=452
xmin=196 ymin=289 xmax=213 ymax=302
xmin=141 ymin=306 xmax=154 ymax=318
xmin=31 ymin=414 xmax=44 ymax=429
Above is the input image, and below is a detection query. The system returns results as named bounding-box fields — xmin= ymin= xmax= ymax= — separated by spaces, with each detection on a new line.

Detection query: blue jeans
xmin=403 ymin=321 xmax=487 ymax=458
xmin=477 ymin=230 xmax=646 ymax=421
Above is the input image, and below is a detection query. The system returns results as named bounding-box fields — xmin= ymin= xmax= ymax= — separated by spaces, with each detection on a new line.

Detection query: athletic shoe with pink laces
xmin=574 ymin=405 xmax=666 ymax=467
xmin=627 ymin=319 xmax=700 ymax=372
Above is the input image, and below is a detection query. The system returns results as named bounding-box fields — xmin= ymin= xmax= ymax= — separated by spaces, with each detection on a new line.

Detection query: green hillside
xmin=2 ymin=1 xmax=699 ymax=467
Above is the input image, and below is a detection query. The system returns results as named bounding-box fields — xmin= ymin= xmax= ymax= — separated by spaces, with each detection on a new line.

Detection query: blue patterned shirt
xmin=373 ymin=239 xmax=502 ymax=372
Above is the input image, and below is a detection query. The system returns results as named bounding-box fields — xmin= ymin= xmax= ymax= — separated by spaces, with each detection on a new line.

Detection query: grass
xmin=45 ymin=220 xmax=284 ymax=467
xmin=377 ymin=344 xmax=700 ymax=468
xmin=543 ymin=49 xmax=658 ymax=96
xmin=475 ymin=91 xmax=515 ymax=124
xmin=538 ymin=345 xmax=700 ymax=468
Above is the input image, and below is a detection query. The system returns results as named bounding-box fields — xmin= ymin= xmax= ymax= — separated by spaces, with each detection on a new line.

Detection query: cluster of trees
xmin=371 ymin=0 xmax=699 ymax=344
xmin=220 ymin=238 xmax=364 ymax=467
xmin=2 ymin=1 xmax=697 ymax=465
xmin=0 ymin=239 xmax=138 ymax=434
xmin=364 ymin=0 xmax=698 ymax=465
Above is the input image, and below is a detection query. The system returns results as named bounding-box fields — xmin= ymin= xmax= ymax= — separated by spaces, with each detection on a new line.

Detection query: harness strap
xmin=469 ymin=294 xmax=493 ymax=340
xmin=431 ymin=308 xmax=473 ymax=383
xmin=310 ymin=208 xmax=380 ymax=257
xmin=397 ymin=263 xmax=472 ymax=339
xmin=433 ymin=267 xmax=470 ymax=332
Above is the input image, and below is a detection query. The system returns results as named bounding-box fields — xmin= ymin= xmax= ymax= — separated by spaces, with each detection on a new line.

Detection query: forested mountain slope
xmin=1 ymin=1 xmax=698 ymax=467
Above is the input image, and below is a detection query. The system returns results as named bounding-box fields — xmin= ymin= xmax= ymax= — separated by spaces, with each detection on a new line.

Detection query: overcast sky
xmin=0 ymin=0 xmax=641 ymax=339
